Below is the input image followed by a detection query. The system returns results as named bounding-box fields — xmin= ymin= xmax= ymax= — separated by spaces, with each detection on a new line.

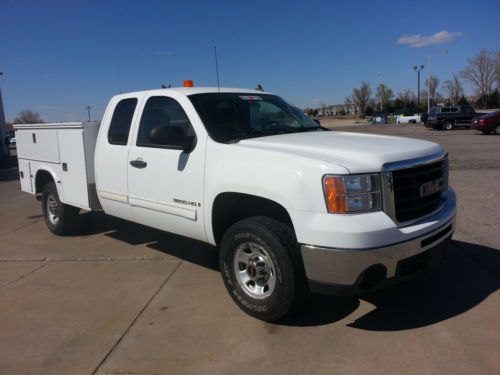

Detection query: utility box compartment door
xmin=18 ymin=159 xmax=33 ymax=193
xmin=15 ymin=129 xmax=60 ymax=163
xmin=58 ymin=129 xmax=89 ymax=208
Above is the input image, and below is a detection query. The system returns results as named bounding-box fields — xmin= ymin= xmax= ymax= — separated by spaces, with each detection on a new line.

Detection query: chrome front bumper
xmin=301 ymin=215 xmax=455 ymax=294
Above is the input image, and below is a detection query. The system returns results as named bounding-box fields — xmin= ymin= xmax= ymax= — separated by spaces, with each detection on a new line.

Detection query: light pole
xmin=427 ymin=49 xmax=448 ymax=113
xmin=85 ymin=106 xmax=91 ymax=122
xmin=0 ymin=71 xmax=7 ymax=157
xmin=414 ymin=65 xmax=424 ymax=113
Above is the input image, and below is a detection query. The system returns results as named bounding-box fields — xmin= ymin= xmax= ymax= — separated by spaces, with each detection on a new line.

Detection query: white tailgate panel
xmin=18 ymin=159 xmax=33 ymax=193
xmin=16 ymin=129 xmax=60 ymax=163
xmin=58 ymin=129 xmax=89 ymax=208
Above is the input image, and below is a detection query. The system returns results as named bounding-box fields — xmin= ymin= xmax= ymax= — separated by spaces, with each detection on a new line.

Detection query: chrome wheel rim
xmin=445 ymin=123 xmax=452 ymax=130
xmin=495 ymin=126 xmax=500 ymax=135
xmin=233 ymin=242 xmax=276 ymax=299
xmin=46 ymin=194 xmax=59 ymax=225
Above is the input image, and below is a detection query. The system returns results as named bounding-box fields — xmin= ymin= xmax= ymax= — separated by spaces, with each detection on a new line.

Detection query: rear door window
xmin=441 ymin=107 xmax=450 ymax=113
xmin=450 ymin=107 xmax=459 ymax=113
xmin=108 ymin=98 xmax=138 ymax=145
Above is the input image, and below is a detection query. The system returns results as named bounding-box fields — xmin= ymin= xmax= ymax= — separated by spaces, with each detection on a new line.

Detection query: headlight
xmin=323 ymin=174 xmax=381 ymax=213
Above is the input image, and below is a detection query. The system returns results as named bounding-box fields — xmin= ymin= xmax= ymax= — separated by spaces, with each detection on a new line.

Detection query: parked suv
xmin=426 ymin=105 xmax=478 ymax=130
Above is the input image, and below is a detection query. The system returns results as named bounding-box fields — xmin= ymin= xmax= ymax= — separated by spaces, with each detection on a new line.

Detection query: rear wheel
xmin=42 ymin=182 xmax=79 ymax=235
xmin=444 ymin=121 xmax=454 ymax=131
xmin=495 ymin=125 xmax=500 ymax=135
xmin=219 ymin=216 xmax=307 ymax=322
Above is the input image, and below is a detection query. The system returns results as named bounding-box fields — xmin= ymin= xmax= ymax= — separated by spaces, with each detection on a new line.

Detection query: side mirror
xmin=149 ymin=125 xmax=196 ymax=152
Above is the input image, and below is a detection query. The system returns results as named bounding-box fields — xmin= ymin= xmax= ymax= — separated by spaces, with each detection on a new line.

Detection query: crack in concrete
xmin=0 ymin=219 xmax=42 ymax=237
xmin=92 ymin=260 xmax=183 ymax=375
xmin=0 ymin=260 xmax=50 ymax=288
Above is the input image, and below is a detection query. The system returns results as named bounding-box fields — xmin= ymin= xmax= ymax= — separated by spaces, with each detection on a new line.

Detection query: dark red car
xmin=474 ymin=111 xmax=500 ymax=135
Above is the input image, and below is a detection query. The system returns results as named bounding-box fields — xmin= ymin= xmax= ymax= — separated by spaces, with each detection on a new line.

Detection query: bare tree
xmin=375 ymin=83 xmax=394 ymax=111
xmin=443 ymin=74 xmax=464 ymax=105
xmin=397 ymin=89 xmax=415 ymax=109
xmin=344 ymin=96 xmax=353 ymax=114
xmin=13 ymin=110 xmax=44 ymax=124
xmin=352 ymin=82 xmax=371 ymax=116
xmin=461 ymin=48 xmax=498 ymax=108
xmin=425 ymin=76 xmax=440 ymax=106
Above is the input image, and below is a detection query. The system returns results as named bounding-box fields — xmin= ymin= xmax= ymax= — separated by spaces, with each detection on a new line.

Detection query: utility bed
xmin=14 ymin=122 xmax=101 ymax=210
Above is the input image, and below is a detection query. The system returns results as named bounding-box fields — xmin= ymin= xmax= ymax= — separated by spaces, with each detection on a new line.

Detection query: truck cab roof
xmin=113 ymin=87 xmax=272 ymax=99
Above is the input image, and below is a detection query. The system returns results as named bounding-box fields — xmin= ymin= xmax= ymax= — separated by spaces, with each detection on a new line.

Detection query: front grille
xmin=392 ymin=160 xmax=445 ymax=222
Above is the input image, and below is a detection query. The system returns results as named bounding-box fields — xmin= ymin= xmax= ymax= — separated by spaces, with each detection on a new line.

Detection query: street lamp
xmin=85 ymin=106 xmax=91 ymax=122
xmin=413 ymin=65 xmax=424 ymax=113
xmin=427 ymin=49 xmax=448 ymax=113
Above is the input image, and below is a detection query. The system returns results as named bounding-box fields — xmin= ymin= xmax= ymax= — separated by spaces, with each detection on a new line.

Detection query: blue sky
xmin=1 ymin=0 xmax=499 ymax=122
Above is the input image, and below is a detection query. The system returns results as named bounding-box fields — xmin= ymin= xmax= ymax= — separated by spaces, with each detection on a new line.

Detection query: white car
xmin=14 ymin=86 xmax=456 ymax=321
xmin=397 ymin=114 xmax=421 ymax=124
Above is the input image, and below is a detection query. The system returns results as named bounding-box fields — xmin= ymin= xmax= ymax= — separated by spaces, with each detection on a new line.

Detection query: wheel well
xmin=35 ymin=170 xmax=55 ymax=194
xmin=212 ymin=192 xmax=294 ymax=245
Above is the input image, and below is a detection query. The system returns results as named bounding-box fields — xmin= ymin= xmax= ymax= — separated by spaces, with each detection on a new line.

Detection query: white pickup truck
xmin=14 ymin=87 xmax=456 ymax=321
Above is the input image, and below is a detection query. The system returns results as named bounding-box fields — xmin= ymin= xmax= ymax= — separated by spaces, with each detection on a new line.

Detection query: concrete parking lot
xmin=0 ymin=124 xmax=499 ymax=375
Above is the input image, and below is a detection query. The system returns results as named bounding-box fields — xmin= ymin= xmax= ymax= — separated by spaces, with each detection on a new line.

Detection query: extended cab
xmin=14 ymin=87 xmax=456 ymax=321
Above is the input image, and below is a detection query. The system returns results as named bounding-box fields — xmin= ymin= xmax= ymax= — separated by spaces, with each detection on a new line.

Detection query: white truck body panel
xmin=13 ymin=122 xmax=101 ymax=210
xmin=18 ymin=159 xmax=33 ymax=192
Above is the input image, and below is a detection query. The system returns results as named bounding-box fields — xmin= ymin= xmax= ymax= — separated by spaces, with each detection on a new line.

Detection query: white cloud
xmin=397 ymin=30 xmax=463 ymax=48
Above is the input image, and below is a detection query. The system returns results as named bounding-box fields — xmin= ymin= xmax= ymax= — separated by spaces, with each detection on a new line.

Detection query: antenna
xmin=214 ymin=46 xmax=220 ymax=92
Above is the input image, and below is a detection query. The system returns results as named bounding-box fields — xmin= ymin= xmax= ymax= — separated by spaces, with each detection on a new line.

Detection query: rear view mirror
xmin=149 ymin=125 xmax=196 ymax=152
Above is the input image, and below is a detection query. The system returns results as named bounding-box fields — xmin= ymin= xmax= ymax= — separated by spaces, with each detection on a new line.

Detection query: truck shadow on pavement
xmin=79 ymin=212 xmax=219 ymax=271
xmin=78 ymin=213 xmax=499 ymax=331
xmin=284 ymin=240 xmax=500 ymax=330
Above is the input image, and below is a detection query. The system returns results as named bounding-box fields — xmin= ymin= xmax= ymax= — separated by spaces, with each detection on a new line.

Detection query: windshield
xmin=189 ymin=93 xmax=323 ymax=143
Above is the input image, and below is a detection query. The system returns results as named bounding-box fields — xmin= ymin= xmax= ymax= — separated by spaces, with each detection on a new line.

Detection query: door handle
xmin=130 ymin=159 xmax=147 ymax=169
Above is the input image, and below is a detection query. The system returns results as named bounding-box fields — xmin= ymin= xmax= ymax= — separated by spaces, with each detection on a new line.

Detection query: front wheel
xmin=443 ymin=121 xmax=454 ymax=131
xmin=42 ymin=182 xmax=80 ymax=235
xmin=495 ymin=125 xmax=500 ymax=135
xmin=219 ymin=216 xmax=307 ymax=322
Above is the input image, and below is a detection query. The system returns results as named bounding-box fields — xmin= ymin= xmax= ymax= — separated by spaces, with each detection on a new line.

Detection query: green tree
xmin=375 ymin=83 xmax=394 ymax=111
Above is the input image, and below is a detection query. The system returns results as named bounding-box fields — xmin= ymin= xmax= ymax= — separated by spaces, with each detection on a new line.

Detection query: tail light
xmin=479 ymin=119 xmax=485 ymax=125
